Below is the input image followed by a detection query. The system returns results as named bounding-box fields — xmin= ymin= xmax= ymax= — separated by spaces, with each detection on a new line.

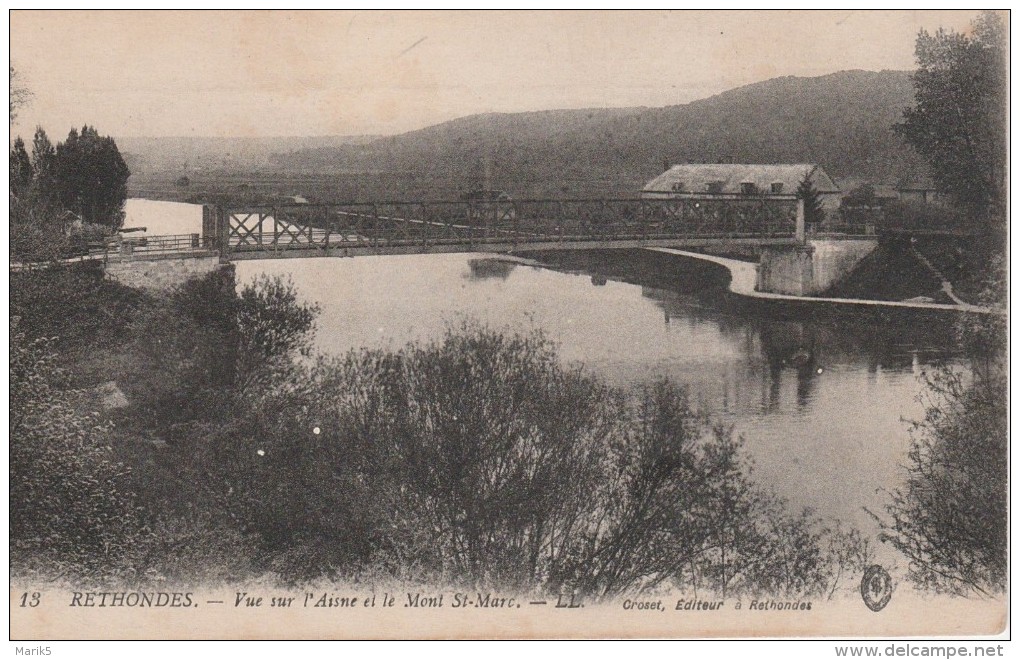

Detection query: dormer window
xmin=771 ymin=182 xmax=784 ymax=194
xmin=706 ymin=181 xmax=723 ymax=194
xmin=671 ymin=181 xmax=685 ymax=193
xmin=741 ymin=182 xmax=757 ymax=195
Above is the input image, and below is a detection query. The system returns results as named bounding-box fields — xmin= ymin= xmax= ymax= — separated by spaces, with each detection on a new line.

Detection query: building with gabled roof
xmin=895 ymin=176 xmax=947 ymax=206
xmin=641 ymin=163 xmax=842 ymax=219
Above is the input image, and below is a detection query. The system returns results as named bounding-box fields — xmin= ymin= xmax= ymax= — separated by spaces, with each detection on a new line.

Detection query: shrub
xmin=10 ymin=319 xmax=151 ymax=582
xmin=875 ymin=365 xmax=1007 ymax=596
xmin=116 ymin=268 xmax=318 ymax=435
xmin=167 ymin=323 xmax=865 ymax=598
xmin=10 ymin=260 xmax=147 ymax=353
xmin=881 ymin=199 xmax=967 ymax=230
xmin=372 ymin=326 xmax=619 ymax=588
xmin=235 ymin=273 xmax=320 ymax=391
xmin=117 ymin=269 xmax=240 ymax=433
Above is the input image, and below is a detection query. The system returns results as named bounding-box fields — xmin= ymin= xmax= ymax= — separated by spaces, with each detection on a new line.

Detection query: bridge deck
xmin=226 ymin=235 xmax=798 ymax=259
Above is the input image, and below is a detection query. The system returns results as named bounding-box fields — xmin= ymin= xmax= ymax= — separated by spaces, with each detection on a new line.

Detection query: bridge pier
xmin=756 ymin=238 xmax=878 ymax=296
xmin=105 ymin=254 xmax=225 ymax=292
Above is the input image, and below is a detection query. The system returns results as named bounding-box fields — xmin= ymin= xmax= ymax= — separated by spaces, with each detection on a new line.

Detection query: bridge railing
xmin=92 ymin=233 xmax=217 ymax=260
xmin=809 ymin=222 xmax=877 ymax=237
xmin=215 ymin=197 xmax=801 ymax=254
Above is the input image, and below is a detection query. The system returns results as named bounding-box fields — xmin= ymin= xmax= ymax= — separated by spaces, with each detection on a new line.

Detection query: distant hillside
xmin=271 ymin=70 xmax=926 ymax=198
xmin=117 ymin=135 xmax=379 ymax=174
xmin=124 ymin=70 xmax=929 ymax=200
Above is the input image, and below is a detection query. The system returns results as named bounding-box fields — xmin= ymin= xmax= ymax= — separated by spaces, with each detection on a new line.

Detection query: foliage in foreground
xmin=10 ymin=264 xmax=874 ymax=597
xmin=152 ymin=318 xmax=874 ymax=598
xmin=10 ymin=319 xmax=152 ymax=580
xmin=875 ymin=365 xmax=1007 ymax=597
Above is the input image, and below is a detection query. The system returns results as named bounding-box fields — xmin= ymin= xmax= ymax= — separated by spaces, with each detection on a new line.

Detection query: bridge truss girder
xmin=209 ymin=197 xmax=804 ymax=258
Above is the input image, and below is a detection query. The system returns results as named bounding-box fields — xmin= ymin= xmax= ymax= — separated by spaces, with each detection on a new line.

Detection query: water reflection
xmin=466 ymin=258 xmax=517 ymax=281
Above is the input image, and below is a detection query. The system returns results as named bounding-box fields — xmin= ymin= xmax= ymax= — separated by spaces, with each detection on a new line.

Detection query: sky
xmin=9 ymin=10 xmax=986 ymax=140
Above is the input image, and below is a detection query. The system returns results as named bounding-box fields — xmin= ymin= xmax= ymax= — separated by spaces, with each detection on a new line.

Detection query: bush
xmin=117 ymin=268 xmax=240 ymax=433
xmin=561 ymin=382 xmax=872 ymax=599
xmin=163 ymin=322 xmax=869 ymax=597
xmin=10 ymin=195 xmax=76 ymax=262
xmin=370 ymin=326 xmax=619 ymax=589
xmin=116 ymin=268 xmax=319 ymax=436
xmin=10 ymin=260 xmax=148 ymax=354
xmin=874 ymin=252 xmax=1006 ymax=597
xmin=881 ymin=199 xmax=967 ymax=231
xmin=235 ymin=273 xmax=320 ymax=390
xmin=954 ymin=252 xmax=1007 ymax=367
xmin=875 ymin=366 xmax=1007 ymax=596
xmin=10 ymin=319 xmax=151 ymax=582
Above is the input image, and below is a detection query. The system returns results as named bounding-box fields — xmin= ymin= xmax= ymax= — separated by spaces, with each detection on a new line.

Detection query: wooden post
xmin=468 ymin=202 xmax=475 ymax=250
xmin=217 ymin=206 xmax=230 ymax=257
xmin=511 ymin=202 xmax=519 ymax=251
xmin=795 ymin=198 xmax=806 ymax=244
xmin=201 ymin=204 xmax=215 ymax=247
xmin=322 ymin=206 xmax=331 ymax=253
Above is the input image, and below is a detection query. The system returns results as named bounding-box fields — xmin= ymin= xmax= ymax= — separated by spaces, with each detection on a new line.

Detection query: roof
xmin=872 ymin=184 xmax=900 ymax=199
xmin=460 ymin=189 xmax=512 ymax=201
xmin=643 ymin=164 xmax=840 ymax=195
xmin=896 ymin=176 xmax=937 ymax=191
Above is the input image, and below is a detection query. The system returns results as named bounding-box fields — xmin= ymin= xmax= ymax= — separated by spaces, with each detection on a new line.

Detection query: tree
xmin=840 ymin=184 xmax=877 ymax=209
xmin=11 ymin=130 xmax=71 ymax=262
xmin=235 ymin=274 xmax=320 ymax=389
xmin=894 ymin=12 xmax=1006 ymax=224
xmin=9 ymin=66 xmax=30 ymax=124
xmin=875 ymin=262 xmax=1006 ymax=597
xmin=875 ymin=365 xmax=1006 ymax=597
xmin=29 ymin=127 xmax=57 ymax=206
xmin=30 ymin=126 xmax=54 ymax=171
xmin=796 ymin=177 xmax=825 ymax=224
xmin=13 ymin=125 xmax=130 ymax=236
xmin=51 ymin=125 xmax=131 ymax=229
xmin=9 ymin=137 xmax=32 ymax=198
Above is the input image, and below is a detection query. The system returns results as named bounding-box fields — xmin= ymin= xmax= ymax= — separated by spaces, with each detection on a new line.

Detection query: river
xmin=126 ymin=199 xmax=965 ymax=546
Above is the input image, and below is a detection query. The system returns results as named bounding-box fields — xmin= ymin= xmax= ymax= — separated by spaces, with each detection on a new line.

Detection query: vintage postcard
xmin=8 ymin=10 xmax=1008 ymax=643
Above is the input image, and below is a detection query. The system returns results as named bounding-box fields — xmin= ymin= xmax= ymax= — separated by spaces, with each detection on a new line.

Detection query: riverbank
xmin=648 ymin=247 xmax=1000 ymax=315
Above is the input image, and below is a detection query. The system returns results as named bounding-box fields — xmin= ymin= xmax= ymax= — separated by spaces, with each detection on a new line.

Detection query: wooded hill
xmin=123 ymin=70 xmax=928 ymax=200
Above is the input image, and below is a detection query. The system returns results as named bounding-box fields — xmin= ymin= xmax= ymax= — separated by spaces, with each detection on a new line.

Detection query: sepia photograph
xmin=8 ymin=9 xmax=1009 ymax=645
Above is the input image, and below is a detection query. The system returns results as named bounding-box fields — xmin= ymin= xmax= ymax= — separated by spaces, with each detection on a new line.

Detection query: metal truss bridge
xmin=199 ymin=197 xmax=807 ymax=260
